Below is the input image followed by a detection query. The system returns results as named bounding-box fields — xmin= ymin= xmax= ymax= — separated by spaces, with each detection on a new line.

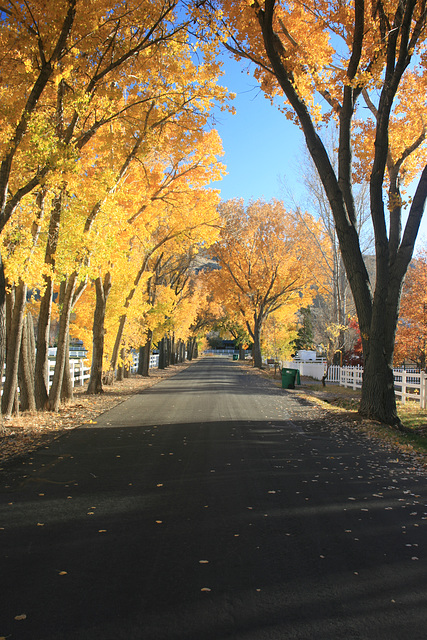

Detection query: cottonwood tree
xmin=0 ymin=0 xmax=228 ymax=413
xmin=202 ymin=0 xmax=427 ymax=426
xmin=209 ymin=199 xmax=327 ymax=368
xmin=283 ymin=135 xmax=372 ymax=369
xmin=394 ymin=249 xmax=427 ymax=368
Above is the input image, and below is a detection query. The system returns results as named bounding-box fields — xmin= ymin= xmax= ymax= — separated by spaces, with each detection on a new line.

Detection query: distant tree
xmin=291 ymin=307 xmax=315 ymax=354
xmin=394 ymin=251 xmax=427 ymax=369
xmin=209 ymin=199 xmax=327 ymax=368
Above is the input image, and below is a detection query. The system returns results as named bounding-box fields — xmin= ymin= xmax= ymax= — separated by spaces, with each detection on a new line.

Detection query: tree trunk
xmin=35 ymin=191 xmax=63 ymax=409
xmin=60 ymin=329 xmax=73 ymax=403
xmin=170 ymin=334 xmax=176 ymax=365
xmin=138 ymin=330 xmax=152 ymax=377
xmin=2 ymin=281 xmax=27 ymax=416
xmin=34 ymin=275 xmax=53 ymax=409
xmin=0 ymin=253 xmax=6 ymax=424
xmin=239 ymin=344 xmax=245 ymax=361
xmin=87 ymin=274 xmax=112 ymax=394
xmin=117 ymin=348 xmax=126 ymax=381
xmin=358 ymin=272 xmax=402 ymax=426
xmin=18 ymin=312 xmax=37 ymax=412
xmin=47 ymin=274 xmax=77 ymax=411
xmin=158 ymin=338 xmax=166 ymax=369
xmin=187 ymin=337 xmax=196 ymax=361
xmin=250 ymin=319 xmax=263 ymax=369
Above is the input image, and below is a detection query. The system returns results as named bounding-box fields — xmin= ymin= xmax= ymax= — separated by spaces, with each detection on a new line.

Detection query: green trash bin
xmin=281 ymin=368 xmax=300 ymax=389
xmin=232 ymin=353 xmax=238 ymax=360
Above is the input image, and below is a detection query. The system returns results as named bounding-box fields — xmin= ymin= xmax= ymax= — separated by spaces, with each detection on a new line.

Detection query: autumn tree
xmin=0 ymin=0 xmax=229 ymax=413
xmin=394 ymin=250 xmax=427 ymax=368
xmin=283 ymin=135 xmax=372 ymax=369
xmin=209 ymin=199 xmax=326 ymax=368
xmin=202 ymin=0 xmax=427 ymax=426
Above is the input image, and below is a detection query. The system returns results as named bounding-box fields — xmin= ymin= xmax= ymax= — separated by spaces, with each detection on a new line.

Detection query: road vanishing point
xmin=2 ymin=356 xmax=427 ymax=640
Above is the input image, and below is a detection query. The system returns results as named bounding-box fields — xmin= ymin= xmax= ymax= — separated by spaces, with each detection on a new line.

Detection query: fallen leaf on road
xmin=156 ymin=520 xmax=162 ymax=524
xmin=201 ymin=588 xmax=211 ymax=592
xmin=98 ymin=530 xmax=107 ymax=533
xmin=58 ymin=571 xmax=67 ymax=576
xmin=37 ymin=523 xmax=44 ymax=527
xmin=14 ymin=614 xmax=27 ymax=621
xmin=199 ymin=560 xmax=209 ymax=564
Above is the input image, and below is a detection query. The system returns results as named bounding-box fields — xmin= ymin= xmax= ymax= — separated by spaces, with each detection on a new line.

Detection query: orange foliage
xmin=394 ymin=250 xmax=427 ymax=368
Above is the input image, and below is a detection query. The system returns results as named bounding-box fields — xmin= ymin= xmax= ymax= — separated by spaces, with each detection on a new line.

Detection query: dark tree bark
xmin=87 ymin=273 xmax=112 ymax=394
xmin=138 ymin=329 xmax=153 ymax=377
xmin=166 ymin=336 xmax=171 ymax=368
xmin=19 ymin=312 xmax=37 ymax=413
xmin=186 ymin=337 xmax=194 ymax=361
xmin=47 ymin=274 xmax=77 ymax=411
xmin=34 ymin=275 xmax=52 ymax=409
xmin=2 ymin=281 xmax=27 ymax=417
xmin=60 ymin=330 xmax=73 ymax=403
xmin=117 ymin=348 xmax=126 ymax=381
xmin=158 ymin=338 xmax=166 ymax=369
xmin=0 ymin=253 xmax=6 ymax=423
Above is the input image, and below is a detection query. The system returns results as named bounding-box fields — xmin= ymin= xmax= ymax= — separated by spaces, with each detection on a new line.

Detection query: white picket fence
xmin=49 ymin=352 xmax=160 ymax=388
xmin=281 ymin=360 xmax=338 ymax=382
xmin=2 ymin=352 xmax=161 ymax=393
xmin=281 ymin=360 xmax=427 ymax=408
xmin=51 ymin=358 xmax=90 ymax=389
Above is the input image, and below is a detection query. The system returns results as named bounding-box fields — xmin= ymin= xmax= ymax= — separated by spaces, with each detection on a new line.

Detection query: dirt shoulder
xmin=247 ymin=362 xmax=427 ymax=469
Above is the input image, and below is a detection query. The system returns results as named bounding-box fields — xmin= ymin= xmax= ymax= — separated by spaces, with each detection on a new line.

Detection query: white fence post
xmin=422 ymin=372 xmax=427 ymax=409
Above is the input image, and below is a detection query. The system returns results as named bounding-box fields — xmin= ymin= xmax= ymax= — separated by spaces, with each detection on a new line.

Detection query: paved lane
xmin=2 ymin=357 xmax=427 ymax=639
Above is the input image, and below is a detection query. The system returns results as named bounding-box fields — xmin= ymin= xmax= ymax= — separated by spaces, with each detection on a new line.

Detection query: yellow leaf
xmin=58 ymin=571 xmax=67 ymax=576
xmin=14 ymin=614 xmax=27 ymax=620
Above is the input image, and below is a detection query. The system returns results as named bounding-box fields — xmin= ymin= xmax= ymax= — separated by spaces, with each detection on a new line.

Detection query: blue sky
xmin=211 ymin=55 xmax=427 ymax=250
xmin=211 ymin=55 xmax=305 ymax=203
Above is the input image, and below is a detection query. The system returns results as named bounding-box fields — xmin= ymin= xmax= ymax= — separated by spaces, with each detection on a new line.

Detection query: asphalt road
xmin=2 ymin=356 xmax=427 ymax=640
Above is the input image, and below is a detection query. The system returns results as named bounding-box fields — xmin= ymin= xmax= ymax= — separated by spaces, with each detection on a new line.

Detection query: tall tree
xmin=394 ymin=250 xmax=427 ymax=369
xmin=0 ymin=0 xmax=228 ymax=412
xmin=203 ymin=0 xmax=427 ymax=426
xmin=209 ymin=199 xmax=326 ymax=368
